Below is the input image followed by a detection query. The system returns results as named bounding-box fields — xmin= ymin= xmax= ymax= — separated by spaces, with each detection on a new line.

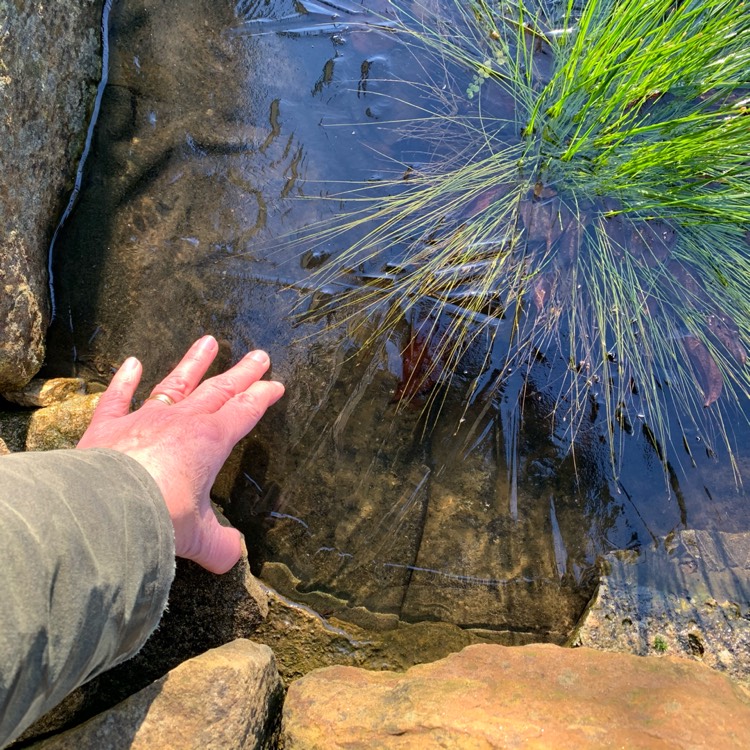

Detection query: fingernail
xmin=197 ymin=335 xmax=217 ymax=353
xmin=249 ymin=350 xmax=269 ymax=364
xmin=121 ymin=356 xmax=140 ymax=374
xmin=118 ymin=357 xmax=140 ymax=382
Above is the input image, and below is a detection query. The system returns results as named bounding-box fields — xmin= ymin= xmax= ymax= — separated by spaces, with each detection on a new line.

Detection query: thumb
xmin=187 ymin=515 xmax=243 ymax=574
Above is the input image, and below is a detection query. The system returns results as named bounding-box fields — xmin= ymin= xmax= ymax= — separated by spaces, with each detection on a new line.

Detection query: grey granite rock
xmin=29 ymin=639 xmax=283 ymax=750
xmin=0 ymin=0 xmax=104 ymax=389
xmin=570 ymin=530 xmax=750 ymax=686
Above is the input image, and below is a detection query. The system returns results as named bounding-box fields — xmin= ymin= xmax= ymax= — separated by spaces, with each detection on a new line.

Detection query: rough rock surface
xmin=0 ymin=410 xmax=33 ymax=452
xmin=2 ymin=377 xmax=87 ymax=407
xmin=0 ymin=392 xmax=99 ymax=451
xmin=25 ymin=393 xmax=101 ymax=450
xmin=30 ymin=639 xmax=283 ymax=750
xmin=19 ymin=544 xmax=269 ymax=743
xmin=571 ymin=530 xmax=750 ymax=686
xmin=0 ymin=0 xmax=104 ymax=389
xmin=282 ymin=643 xmax=750 ymax=749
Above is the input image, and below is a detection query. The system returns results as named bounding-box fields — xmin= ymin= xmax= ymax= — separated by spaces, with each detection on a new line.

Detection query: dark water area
xmin=45 ymin=0 xmax=750 ymax=644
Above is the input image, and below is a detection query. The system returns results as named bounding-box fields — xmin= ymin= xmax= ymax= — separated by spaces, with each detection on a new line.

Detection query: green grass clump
xmin=653 ymin=635 xmax=669 ymax=653
xmin=298 ymin=0 xmax=750 ymax=475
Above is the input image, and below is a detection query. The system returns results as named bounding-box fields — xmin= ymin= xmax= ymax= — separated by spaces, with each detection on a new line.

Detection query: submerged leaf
xmin=682 ymin=335 xmax=723 ymax=407
xmin=707 ymin=314 xmax=747 ymax=367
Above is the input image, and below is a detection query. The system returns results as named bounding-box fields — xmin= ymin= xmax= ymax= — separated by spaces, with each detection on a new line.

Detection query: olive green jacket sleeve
xmin=0 ymin=448 xmax=175 ymax=748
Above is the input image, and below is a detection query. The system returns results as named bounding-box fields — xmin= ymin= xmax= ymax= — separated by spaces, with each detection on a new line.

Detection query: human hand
xmin=77 ymin=335 xmax=284 ymax=574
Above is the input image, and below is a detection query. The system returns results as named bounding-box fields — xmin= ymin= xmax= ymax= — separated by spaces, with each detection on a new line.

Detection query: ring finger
xmin=143 ymin=335 xmax=219 ymax=407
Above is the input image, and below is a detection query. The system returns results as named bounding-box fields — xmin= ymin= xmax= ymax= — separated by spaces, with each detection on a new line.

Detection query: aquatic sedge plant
xmin=297 ymin=0 xmax=750 ymax=475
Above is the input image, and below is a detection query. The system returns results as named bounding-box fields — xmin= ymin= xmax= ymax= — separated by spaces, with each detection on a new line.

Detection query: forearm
xmin=0 ymin=448 xmax=175 ymax=747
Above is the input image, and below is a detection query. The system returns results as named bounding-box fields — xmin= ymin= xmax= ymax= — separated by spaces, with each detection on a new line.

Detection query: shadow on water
xmin=44 ymin=0 xmax=750 ymax=645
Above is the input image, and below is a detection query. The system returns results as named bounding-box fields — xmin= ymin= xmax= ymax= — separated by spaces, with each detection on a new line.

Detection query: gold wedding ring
xmin=147 ymin=393 xmax=176 ymax=406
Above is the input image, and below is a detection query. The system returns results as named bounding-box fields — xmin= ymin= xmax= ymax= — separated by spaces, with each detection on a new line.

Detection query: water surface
xmin=46 ymin=0 xmax=750 ymax=644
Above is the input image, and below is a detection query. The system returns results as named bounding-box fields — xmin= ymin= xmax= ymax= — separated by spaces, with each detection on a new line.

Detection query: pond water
xmin=46 ymin=0 xmax=750 ymax=646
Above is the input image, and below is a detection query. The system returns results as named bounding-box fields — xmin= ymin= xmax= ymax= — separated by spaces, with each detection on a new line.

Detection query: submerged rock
xmin=253 ymin=563 xmax=548 ymax=681
xmin=570 ymin=530 xmax=750 ymax=686
xmin=253 ymin=561 xmax=547 ymax=682
xmin=253 ymin=581 xmax=478 ymax=682
xmin=282 ymin=643 xmax=750 ymax=749
xmin=0 ymin=0 xmax=104 ymax=389
xmin=42 ymin=0 xmax=611 ymax=645
xmin=29 ymin=639 xmax=283 ymax=750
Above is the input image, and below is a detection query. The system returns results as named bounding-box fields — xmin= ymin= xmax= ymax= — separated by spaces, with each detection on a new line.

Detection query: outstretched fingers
xmin=212 ymin=379 xmax=285 ymax=447
xmin=184 ymin=350 xmax=273 ymax=413
xmin=143 ymin=335 xmax=219 ymax=408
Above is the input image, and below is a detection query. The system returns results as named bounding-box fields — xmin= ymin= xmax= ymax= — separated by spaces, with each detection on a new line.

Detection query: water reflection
xmin=46 ymin=0 xmax=749 ymax=642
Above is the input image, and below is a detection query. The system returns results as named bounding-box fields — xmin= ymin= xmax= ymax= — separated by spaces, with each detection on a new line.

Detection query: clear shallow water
xmin=46 ymin=0 xmax=750 ymax=641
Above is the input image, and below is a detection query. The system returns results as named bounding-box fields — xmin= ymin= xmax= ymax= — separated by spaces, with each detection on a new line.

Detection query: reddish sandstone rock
xmin=282 ymin=643 xmax=750 ymax=749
